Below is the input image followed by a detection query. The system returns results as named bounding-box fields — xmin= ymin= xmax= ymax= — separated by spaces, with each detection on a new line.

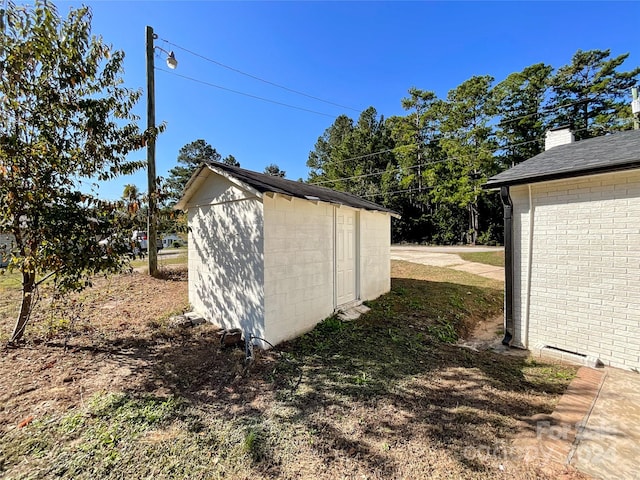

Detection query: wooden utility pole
xmin=145 ymin=25 xmax=158 ymax=276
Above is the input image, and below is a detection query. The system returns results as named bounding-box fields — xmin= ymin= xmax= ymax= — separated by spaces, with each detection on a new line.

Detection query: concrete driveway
xmin=390 ymin=245 xmax=505 ymax=281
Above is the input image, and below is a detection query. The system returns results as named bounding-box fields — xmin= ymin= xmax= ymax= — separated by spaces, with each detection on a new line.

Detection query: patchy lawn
xmin=458 ymin=250 xmax=505 ymax=268
xmin=0 ymin=262 xmax=581 ymax=479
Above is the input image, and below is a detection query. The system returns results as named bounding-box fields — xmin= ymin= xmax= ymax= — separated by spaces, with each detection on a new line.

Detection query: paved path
xmin=392 ymin=247 xmax=640 ymax=479
xmin=570 ymin=368 xmax=640 ymax=479
xmin=514 ymin=366 xmax=640 ymax=479
xmin=390 ymin=245 xmax=505 ymax=281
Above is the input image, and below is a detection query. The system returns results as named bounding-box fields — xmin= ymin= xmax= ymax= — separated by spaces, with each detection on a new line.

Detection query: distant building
xmin=162 ymin=234 xmax=184 ymax=248
xmin=0 ymin=233 xmax=15 ymax=268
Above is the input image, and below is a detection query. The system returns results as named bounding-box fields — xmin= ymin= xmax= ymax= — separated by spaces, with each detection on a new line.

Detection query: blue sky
xmin=59 ymin=1 xmax=639 ymax=200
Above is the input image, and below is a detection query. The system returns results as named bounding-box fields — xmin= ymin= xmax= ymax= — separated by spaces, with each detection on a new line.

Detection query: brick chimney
xmin=545 ymin=126 xmax=574 ymax=150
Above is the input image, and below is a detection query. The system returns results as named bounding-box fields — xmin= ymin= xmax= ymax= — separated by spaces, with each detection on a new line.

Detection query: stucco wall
xmin=262 ymin=195 xmax=335 ymax=345
xmin=359 ymin=211 xmax=391 ymax=300
xmin=511 ymin=169 xmax=640 ymax=370
xmin=186 ymin=173 xmax=266 ymax=339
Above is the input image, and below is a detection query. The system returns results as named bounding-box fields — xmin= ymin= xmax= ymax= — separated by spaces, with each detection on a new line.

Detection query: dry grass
xmin=0 ymin=261 xmax=584 ymax=479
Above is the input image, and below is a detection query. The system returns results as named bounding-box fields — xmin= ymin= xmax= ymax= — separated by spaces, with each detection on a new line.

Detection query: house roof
xmin=484 ymin=130 xmax=640 ymax=189
xmin=176 ymin=161 xmax=400 ymax=217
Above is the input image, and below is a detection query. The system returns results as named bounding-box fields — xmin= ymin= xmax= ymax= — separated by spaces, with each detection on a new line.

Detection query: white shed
xmin=176 ymin=162 xmax=398 ymax=347
xmin=485 ymin=128 xmax=640 ymax=370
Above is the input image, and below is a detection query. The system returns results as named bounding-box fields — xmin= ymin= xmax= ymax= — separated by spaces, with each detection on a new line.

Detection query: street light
xmin=145 ymin=25 xmax=177 ymax=276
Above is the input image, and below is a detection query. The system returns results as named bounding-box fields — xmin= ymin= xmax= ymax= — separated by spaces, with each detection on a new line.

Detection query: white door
xmin=336 ymin=209 xmax=357 ymax=306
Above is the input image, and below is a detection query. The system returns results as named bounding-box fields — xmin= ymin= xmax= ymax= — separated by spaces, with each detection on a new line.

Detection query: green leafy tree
xmin=430 ymin=75 xmax=498 ymax=244
xmin=222 ymin=154 xmax=240 ymax=167
xmin=495 ymin=63 xmax=553 ymax=167
xmin=264 ymin=163 xmax=286 ymax=177
xmin=307 ymin=107 xmax=395 ymax=198
xmin=550 ymin=49 xmax=640 ymax=139
xmin=0 ymin=1 xmax=145 ymax=343
xmin=306 ymin=114 xmax=356 ymax=185
xmin=388 ymin=88 xmax=443 ymax=241
xmin=166 ymin=139 xmax=220 ymax=202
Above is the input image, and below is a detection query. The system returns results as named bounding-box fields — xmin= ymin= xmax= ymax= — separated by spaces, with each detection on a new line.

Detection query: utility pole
xmin=145 ymin=25 xmax=158 ymax=276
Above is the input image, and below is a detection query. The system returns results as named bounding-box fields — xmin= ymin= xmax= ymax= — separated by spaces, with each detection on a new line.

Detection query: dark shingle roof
xmin=484 ymin=130 xmax=640 ymax=189
xmin=200 ymin=162 xmax=399 ymax=216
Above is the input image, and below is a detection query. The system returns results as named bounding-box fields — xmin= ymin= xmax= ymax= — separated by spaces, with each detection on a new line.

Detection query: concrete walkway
xmin=515 ymin=367 xmax=640 ymax=479
xmin=570 ymin=368 xmax=640 ymax=479
xmin=390 ymin=245 xmax=505 ymax=281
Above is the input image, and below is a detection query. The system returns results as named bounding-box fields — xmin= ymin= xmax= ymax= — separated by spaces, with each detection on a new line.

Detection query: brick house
xmin=176 ymin=162 xmax=397 ymax=347
xmin=485 ymin=128 xmax=640 ymax=370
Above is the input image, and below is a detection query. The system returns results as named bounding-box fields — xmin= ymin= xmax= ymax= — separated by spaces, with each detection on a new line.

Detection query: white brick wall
xmin=262 ymin=196 xmax=391 ymax=346
xmin=262 ymin=195 xmax=335 ymax=345
xmin=185 ymin=172 xmax=392 ymax=348
xmin=511 ymin=169 xmax=640 ymax=370
xmin=359 ymin=212 xmax=391 ymax=300
xmin=186 ymin=174 xmax=266 ymax=339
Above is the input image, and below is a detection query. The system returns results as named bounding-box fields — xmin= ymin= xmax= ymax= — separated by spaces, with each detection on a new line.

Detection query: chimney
xmin=545 ymin=126 xmax=574 ymax=150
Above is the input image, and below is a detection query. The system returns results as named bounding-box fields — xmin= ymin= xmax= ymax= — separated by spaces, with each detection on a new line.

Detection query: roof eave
xmin=174 ymin=163 xmax=210 ymax=211
xmin=483 ymin=160 xmax=640 ymax=190
xmin=174 ymin=163 xmax=264 ymax=211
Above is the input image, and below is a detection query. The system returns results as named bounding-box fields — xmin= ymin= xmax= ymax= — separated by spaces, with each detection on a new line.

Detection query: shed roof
xmin=484 ymin=130 xmax=640 ymax=189
xmin=176 ymin=161 xmax=400 ymax=216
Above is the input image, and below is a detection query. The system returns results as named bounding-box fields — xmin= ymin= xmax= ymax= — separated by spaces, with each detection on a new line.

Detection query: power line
xmin=159 ymin=37 xmax=361 ymax=113
xmin=311 ymin=126 xmax=592 ymax=186
xmin=497 ymin=97 xmax=597 ymax=126
xmin=156 ymin=68 xmax=336 ymax=118
xmin=312 ymin=164 xmax=413 ymax=185
xmin=361 ymin=187 xmax=430 ymax=199
xmin=314 ymin=147 xmax=399 ymax=167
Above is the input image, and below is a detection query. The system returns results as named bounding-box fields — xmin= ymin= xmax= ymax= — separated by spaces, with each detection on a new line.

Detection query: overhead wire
xmin=158 ymin=37 xmax=361 ymax=113
xmin=497 ymin=97 xmax=597 ymax=125
xmin=311 ymin=126 xmax=591 ymax=188
xmin=156 ymin=68 xmax=337 ymax=118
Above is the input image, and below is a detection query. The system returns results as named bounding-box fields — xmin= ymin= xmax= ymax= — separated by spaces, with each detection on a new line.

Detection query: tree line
xmin=306 ymin=49 xmax=640 ymax=244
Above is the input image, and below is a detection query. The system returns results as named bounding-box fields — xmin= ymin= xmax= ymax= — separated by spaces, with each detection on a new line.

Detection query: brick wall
xmin=511 ymin=169 xmax=640 ymax=370
xmin=262 ymin=196 xmax=392 ymax=346
xmin=186 ymin=173 xmax=266 ymax=339
xmin=262 ymin=195 xmax=335 ymax=345
xmin=359 ymin=212 xmax=391 ymax=300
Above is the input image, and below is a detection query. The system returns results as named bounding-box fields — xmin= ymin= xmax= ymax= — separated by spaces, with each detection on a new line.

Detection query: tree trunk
xmin=468 ymin=203 xmax=479 ymax=245
xmin=9 ymin=271 xmax=36 ymax=343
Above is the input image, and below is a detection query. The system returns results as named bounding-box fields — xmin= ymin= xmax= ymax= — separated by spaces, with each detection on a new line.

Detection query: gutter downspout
xmin=500 ymin=186 xmax=514 ymax=346
xmin=523 ymin=185 xmax=534 ymax=349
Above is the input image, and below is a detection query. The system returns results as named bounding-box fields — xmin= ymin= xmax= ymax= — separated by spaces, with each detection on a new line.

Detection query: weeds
xmin=0 ymin=261 xmax=579 ymax=480
xmin=428 ymin=317 xmax=459 ymax=343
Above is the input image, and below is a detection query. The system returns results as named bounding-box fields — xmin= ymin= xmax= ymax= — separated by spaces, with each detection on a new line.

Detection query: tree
xmin=550 ymin=49 xmax=640 ymax=139
xmin=495 ymin=63 xmax=553 ymax=167
xmin=264 ymin=164 xmax=286 ymax=177
xmin=0 ymin=2 xmax=145 ymax=342
xmin=388 ymin=88 xmax=442 ymax=241
xmin=222 ymin=154 xmax=240 ymax=167
xmin=430 ymin=75 xmax=498 ymax=244
xmin=166 ymin=139 xmax=220 ymax=202
xmin=306 ymin=107 xmax=395 ymax=197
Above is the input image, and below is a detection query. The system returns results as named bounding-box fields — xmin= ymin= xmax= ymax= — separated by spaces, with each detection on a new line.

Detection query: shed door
xmin=336 ymin=209 xmax=357 ymax=306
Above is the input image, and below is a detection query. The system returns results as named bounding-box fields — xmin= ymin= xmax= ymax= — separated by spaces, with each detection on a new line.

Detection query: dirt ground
xmin=0 ymin=265 xmax=588 ymax=479
xmin=0 ymin=268 xmax=194 ymax=430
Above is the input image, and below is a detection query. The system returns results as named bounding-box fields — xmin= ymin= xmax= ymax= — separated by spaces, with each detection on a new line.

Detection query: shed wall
xmin=512 ymin=170 xmax=640 ymax=370
xmin=359 ymin=211 xmax=391 ymax=300
xmin=262 ymin=195 xmax=335 ymax=345
xmin=187 ymin=174 xmax=266 ymax=338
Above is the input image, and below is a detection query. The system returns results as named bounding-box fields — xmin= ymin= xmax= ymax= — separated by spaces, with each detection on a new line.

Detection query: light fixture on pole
xmin=145 ymin=25 xmax=177 ymax=276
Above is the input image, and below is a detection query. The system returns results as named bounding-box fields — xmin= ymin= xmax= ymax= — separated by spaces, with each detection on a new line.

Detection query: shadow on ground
xmin=0 ymin=274 xmax=579 ymax=479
